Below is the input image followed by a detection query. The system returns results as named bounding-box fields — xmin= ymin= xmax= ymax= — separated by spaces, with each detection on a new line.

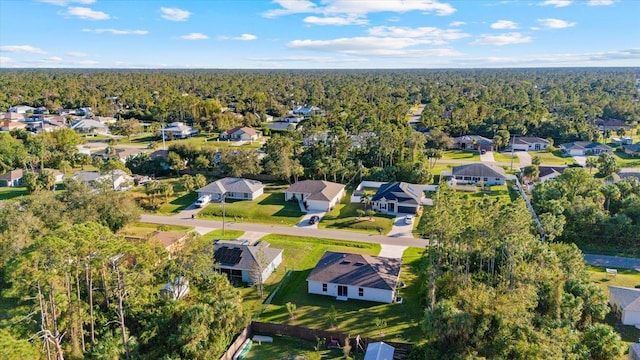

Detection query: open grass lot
xmin=243 ymin=335 xmax=350 ymax=360
xmin=319 ymin=202 xmax=395 ymax=235
xmin=258 ymin=244 xmax=424 ymax=343
xmin=118 ymin=222 xmax=193 ymax=237
xmin=125 ymin=132 xmax=266 ymax=150
xmin=493 ymin=152 xmax=519 ymax=163
xmin=198 ymin=192 xmax=303 ymax=226
xmin=200 ymin=229 xmax=245 ymax=241
xmin=0 ymin=186 xmax=28 ymax=200
xmin=127 ymin=178 xmax=200 ymax=215
xmin=530 ymin=150 xmax=575 ymax=165
xmin=442 ymin=150 xmax=480 ymax=161
xmin=613 ymin=151 xmax=640 ymax=168
xmin=588 ymin=266 xmax=640 ymax=355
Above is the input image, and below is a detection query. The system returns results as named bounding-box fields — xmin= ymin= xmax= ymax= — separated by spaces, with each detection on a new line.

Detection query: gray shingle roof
xmin=285 ymin=180 xmax=345 ymax=201
xmin=197 ymin=177 xmax=264 ymax=194
xmin=371 ymin=182 xmax=423 ymax=205
xmin=306 ymin=251 xmax=401 ymax=290
xmin=609 ymin=286 xmax=640 ymax=312
xmin=451 ymin=163 xmax=507 ymax=179
xmin=213 ymin=240 xmax=282 ymax=271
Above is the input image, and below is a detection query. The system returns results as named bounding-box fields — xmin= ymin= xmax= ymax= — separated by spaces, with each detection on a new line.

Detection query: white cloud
xmin=287 ymin=36 xmax=461 ymax=56
xmin=160 ymin=7 xmax=191 ymax=21
xmin=65 ymin=6 xmax=110 ymax=20
xmin=452 ymin=48 xmax=640 ymax=67
xmin=0 ymin=56 xmax=13 ymax=64
xmin=39 ymin=0 xmax=95 ymax=6
xmin=180 ymin=33 xmax=208 ymax=40
xmin=471 ymin=32 xmax=532 ymax=46
xmin=537 ymin=18 xmax=576 ymax=29
xmin=264 ymin=0 xmax=456 ymax=19
xmin=42 ymin=56 xmax=63 ymax=63
xmin=588 ymin=0 xmax=616 ymax=5
xmin=66 ymin=51 xmax=88 ymax=57
xmin=449 ymin=21 xmax=466 ymax=27
xmin=220 ymin=34 xmax=258 ymax=41
xmin=0 ymin=45 xmax=47 ymax=54
xmin=490 ymin=20 xmax=518 ymax=29
xmin=247 ymin=56 xmax=368 ymax=63
xmin=303 ymin=16 xmax=368 ymax=26
xmin=367 ymin=26 xmax=470 ymax=44
xmin=82 ymin=28 xmax=149 ymax=35
xmin=74 ymin=60 xmax=99 ymax=65
xmin=540 ymin=0 xmax=572 ymax=7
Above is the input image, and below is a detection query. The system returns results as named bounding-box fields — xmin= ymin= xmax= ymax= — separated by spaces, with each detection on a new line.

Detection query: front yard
xmin=127 ymin=178 xmax=200 ymax=215
xmin=198 ymin=192 xmax=303 ymax=226
xmin=442 ymin=150 xmax=480 ymax=161
xmin=0 ymin=186 xmax=28 ymax=200
xmin=613 ymin=151 xmax=640 ymax=168
xmin=319 ymin=202 xmax=395 ymax=235
xmin=529 ymin=150 xmax=575 ymax=165
xmin=493 ymin=152 xmax=519 ymax=163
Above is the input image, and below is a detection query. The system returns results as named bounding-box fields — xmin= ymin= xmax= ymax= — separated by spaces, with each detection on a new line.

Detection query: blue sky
xmin=0 ymin=0 xmax=638 ymax=68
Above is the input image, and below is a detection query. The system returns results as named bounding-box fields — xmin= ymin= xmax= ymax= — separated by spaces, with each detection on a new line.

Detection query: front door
xmin=389 ymin=203 xmax=395 ymax=213
xmin=338 ymin=285 xmax=348 ymax=297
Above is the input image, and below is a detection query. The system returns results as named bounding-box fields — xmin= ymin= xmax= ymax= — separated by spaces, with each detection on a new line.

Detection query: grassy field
xmin=0 ymin=187 xmax=29 ymax=200
xmin=198 ymin=192 xmax=303 ymax=226
xmin=118 ymin=222 xmax=193 ymax=237
xmin=493 ymin=152 xmax=520 ymax=163
xmin=442 ymin=150 xmax=480 ymax=161
xmin=613 ymin=151 xmax=640 ymax=168
xmin=319 ymin=202 xmax=395 ymax=235
xmin=530 ymin=150 xmax=575 ymax=165
xmin=200 ymin=229 xmax=245 ymax=241
xmin=128 ymin=178 xmax=200 ymax=215
xmin=258 ymin=244 xmax=424 ymax=342
xmin=243 ymin=335 xmax=350 ymax=360
xmin=124 ymin=132 xmax=266 ymax=150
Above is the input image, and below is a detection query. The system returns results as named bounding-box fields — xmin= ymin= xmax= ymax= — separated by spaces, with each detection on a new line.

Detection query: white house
xmin=285 ymin=180 xmax=345 ymax=212
xmin=213 ymin=240 xmax=283 ymax=284
xmin=510 ymin=137 xmax=551 ymax=151
xmin=443 ymin=163 xmax=507 ymax=186
xmin=0 ymin=169 xmax=24 ymax=187
xmin=220 ymin=126 xmax=262 ymax=141
xmin=608 ymin=286 xmax=640 ymax=326
xmin=307 ymin=251 xmax=402 ymax=304
xmin=37 ymin=168 xmax=65 ymax=184
xmin=537 ymin=166 xmax=566 ymax=183
xmin=158 ymin=122 xmax=198 ymax=139
xmin=364 ymin=342 xmax=395 ymax=360
xmin=69 ymin=119 xmax=110 ymax=134
xmin=8 ymin=105 xmax=35 ymax=114
xmin=370 ymin=182 xmax=428 ymax=215
xmin=70 ymin=170 xmax=133 ymax=191
xmin=559 ymin=141 xmax=613 ymax=156
xmin=196 ymin=177 xmax=264 ymax=202
xmin=292 ymin=106 xmax=325 ymax=118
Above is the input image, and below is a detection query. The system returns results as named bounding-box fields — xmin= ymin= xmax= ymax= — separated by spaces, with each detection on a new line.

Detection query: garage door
xmin=398 ymin=206 xmax=417 ymax=214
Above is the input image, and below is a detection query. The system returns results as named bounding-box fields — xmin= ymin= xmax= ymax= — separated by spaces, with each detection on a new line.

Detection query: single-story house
xmin=8 ymin=105 xmax=35 ymax=114
xmin=1 ymin=120 xmax=27 ymax=131
xmin=452 ymin=135 xmax=494 ymax=151
xmin=268 ymin=122 xmax=297 ymax=132
xmin=595 ymin=118 xmax=632 ymax=132
xmin=285 ymin=180 xmax=346 ymax=211
xmin=69 ymin=119 xmax=110 ymax=134
xmin=160 ymin=277 xmax=189 ymax=300
xmin=36 ymin=168 xmax=65 ymax=184
xmin=92 ymin=147 xmax=142 ymax=163
xmin=445 ymin=163 xmax=507 ymax=186
xmin=292 ymin=106 xmax=325 ymax=118
xmin=559 ymin=141 xmax=613 ymax=156
xmin=612 ymin=137 xmax=633 ymax=146
xmin=306 ymin=251 xmax=402 ymax=304
xmin=0 ymin=169 xmax=24 ymax=187
xmin=630 ymin=343 xmax=640 ymax=360
xmin=158 ymin=122 xmax=198 ymax=139
xmin=538 ymin=166 xmax=566 ymax=183
xmin=70 ymin=170 xmax=133 ymax=191
xmin=151 ymin=231 xmax=189 ymax=254
xmin=220 ymin=126 xmax=262 ymax=141
xmin=623 ymin=143 xmax=640 ymax=157
xmin=1 ymin=112 xmax=25 ymax=120
xmin=608 ymin=286 xmax=640 ymax=326
xmin=280 ymin=114 xmax=303 ymax=123
xmin=364 ymin=342 xmax=395 ymax=360
xmin=196 ymin=177 xmax=264 ymax=202
xmin=510 ymin=137 xmax=551 ymax=151
xmin=213 ymin=240 xmax=283 ymax=284
xmin=371 ymin=182 xmax=426 ymax=215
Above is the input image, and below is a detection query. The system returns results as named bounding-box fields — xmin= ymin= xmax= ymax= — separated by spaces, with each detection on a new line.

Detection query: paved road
xmin=141 ymin=214 xmax=430 ymax=248
xmin=584 ymin=254 xmax=640 ymax=270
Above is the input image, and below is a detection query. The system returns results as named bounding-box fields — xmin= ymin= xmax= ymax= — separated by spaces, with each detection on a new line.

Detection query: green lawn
xmin=493 ymin=152 xmax=520 ymax=163
xmin=0 ymin=187 xmax=28 ymax=200
xmin=456 ymin=182 xmax=518 ymax=203
xmin=442 ymin=150 xmax=480 ymax=161
xmin=530 ymin=150 xmax=575 ymax=165
xmin=243 ymin=335 xmax=349 ymax=360
xmin=127 ymin=133 xmax=266 ymax=150
xmin=258 ymin=243 xmax=423 ymax=342
xmin=198 ymin=192 xmax=303 ymax=226
xmin=128 ymin=178 xmax=200 ymax=215
xmin=319 ymin=203 xmax=395 ymax=235
xmin=613 ymin=151 xmax=640 ymax=168
xmin=200 ymin=229 xmax=245 ymax=241
xmin=118 ymin=222 xmax=193 ymax=237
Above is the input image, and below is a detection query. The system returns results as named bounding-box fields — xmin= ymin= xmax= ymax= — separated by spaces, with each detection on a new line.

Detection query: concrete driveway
xmin=515 ymin=151 xmax=532 ymax=166
xmin=378 ymin=244 xmax=407 ymax=258
xmin=387 ymin=215 xmax=416 ymax=238
xmin=572 ymin=155 xmax=587 ymax=166
xmin=480 ymin=151 xmax=495 ymax=162
xmin=296 ymin=211 xmax=326 ymax=229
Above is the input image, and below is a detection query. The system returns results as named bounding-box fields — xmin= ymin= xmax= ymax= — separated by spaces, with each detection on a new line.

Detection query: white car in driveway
xmin=195 ymin=195 xmax=211 ymax=208
xmin=404 ymin=215 xmax=414 ymax=225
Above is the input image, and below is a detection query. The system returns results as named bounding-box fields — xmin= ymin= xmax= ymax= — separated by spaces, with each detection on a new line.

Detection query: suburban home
xmin=151 ymin=231 xmax=189 ymax=254
xmin=1 ymin=120 xmax=27 ymax=131
xmin=608 ymin=286 xmax=640 ymax=326
xmin=612 ymin=137 xmax=633 ymax=146
xmin=36 ymin=168 xmax=65 ymax=184
xmin=559 ymin=141 xmax=613 ymax=156
xmin=444 ymin=163 xmax=508 ymax=186
xmin=306 ymin=251 xmax=402 ymax=304
xmin=595 ymin=118 xmax=632 ymax=132
xmin=8 ymin=105 xmax=35 ymax=114
xmin=537 ymin=166 xmax=566 ymax=183
xmin=213 ymin=240 xmax=283 ymax=284
xmin=630 ymin=343 xmax=640 ymax=360
xmin=623 ymin=143 xmax=640 ymax=157
xmin=220 ymin=126 xmax=262 ymax=141
xmin=371 ymin=182 xmax=427 ymax=215
xmin=92 ymin=147 xmax=142 ymax=163
xmin=158 ymin=122 xmax=198 ymax=139
xmin=280 ymin=114 xmax=303 ymax=123
xmin=0 ymin=169 xmax=24 ymax=187
xmin=292 ymin=106 xmax=325 ymax=118
xmin=196 ymin=177 xmax=264 ymax=202
xmin=364 ymin=342 xmax=395 ymax=360
xmin=285 ymin=180 xmax=346 ymax=211
xmin=70 ymin=170 xmax=133 ymax=191
xmin=2 ymin=112 xmax=25 ymax=120
xmin=268 ymin=122 xmax=297 ymax=132
xmin=69 ymin=119 xmax=110 ymax=134
xmin=160 ymin=277 xmax=189 ymax=300
xmin=509 ymin=137 xmax=551 ymax=151
xmin=75 ymin=107 xmax=92 ymax=117
xmin=452 ymin=135 xmax=494 ymax=151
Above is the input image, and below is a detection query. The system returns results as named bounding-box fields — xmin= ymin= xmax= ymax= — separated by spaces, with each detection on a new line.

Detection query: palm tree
xmin=585 ymin=157 xmax=598 ymax=174
xmin=360 ymin=192 xmax=371 ymax=211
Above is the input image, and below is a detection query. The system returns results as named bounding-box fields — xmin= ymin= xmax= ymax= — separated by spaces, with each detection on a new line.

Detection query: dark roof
xmin=560 ymin=141 xmax=613 ymax=151
xmin=595 ymin=118 xmax=631 ymax=129
xmin=623 ymin=143 xmax=640 ymax=152
xmin=451 ymin=163 xmax=507 ymax=178
xmin=371 ymin=182 xmax=423 ymax=205
xmin=213 ymin=241 xmax=282 ymax=271
xmin=617 ymin=172 xmax=640 ymax=180
xmin=224 ymin=126 xmax=260 ymax=136
xmin=538 ymin=166 xmax=566 ymax=178
xmin=285 ymin=180 xmax=345 ymax=201
xmin=306 ymin=251 xmax=401 ymax=290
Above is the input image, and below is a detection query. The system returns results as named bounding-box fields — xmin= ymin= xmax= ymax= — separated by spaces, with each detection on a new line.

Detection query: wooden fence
xmin=219 ymin=325 xmax=251 ymax=360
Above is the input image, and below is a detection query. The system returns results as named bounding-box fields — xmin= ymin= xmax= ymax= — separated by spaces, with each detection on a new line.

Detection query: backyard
xmin=319 ymin=202 xmax=395 ymax=235
xmin=242 ymin=335 xmax=350 ymax=360
xmin=198 ymin=192 xmax=303 ymax=226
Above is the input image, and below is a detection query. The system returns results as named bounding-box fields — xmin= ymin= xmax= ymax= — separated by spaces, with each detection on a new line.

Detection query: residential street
xmin=583 ymin=254 xmax=640 ymax=270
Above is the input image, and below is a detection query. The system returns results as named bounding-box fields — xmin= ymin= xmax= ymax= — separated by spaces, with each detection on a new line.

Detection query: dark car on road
xmin=309 ymin=215 xmax=320 ymax=225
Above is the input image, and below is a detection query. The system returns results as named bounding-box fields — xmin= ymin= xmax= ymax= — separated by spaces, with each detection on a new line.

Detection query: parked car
xmin=195 ymin=195 xmax=211 ymax=208
xmin=309 ymin=215 xmax=320 ymax=225
xmin=480 ymin=149 xmax=487 ymax=155
xmin=404 ymin=215 xmax=414 ymax=225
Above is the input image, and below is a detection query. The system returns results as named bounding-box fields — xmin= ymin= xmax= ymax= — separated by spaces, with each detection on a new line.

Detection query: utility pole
xmin=222 ymin=192 xmax=227 ymax=236
xmin=510 ymin=135 xmax=516 ymax=171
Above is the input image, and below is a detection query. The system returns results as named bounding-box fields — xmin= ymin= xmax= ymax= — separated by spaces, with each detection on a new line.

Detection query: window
xmin=322 ymin=283 xmax=327 ymax=292
xmin=358 ymin=288 xmax=364 ymax=296
xmin=244 ymin=192 xmax=249 ymax=199
xmin=484 ymin=178 xmax=488 ymax=181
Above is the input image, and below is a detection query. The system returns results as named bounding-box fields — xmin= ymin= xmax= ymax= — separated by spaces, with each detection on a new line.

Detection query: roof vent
xmin=340 ymin=260 xmax=351 ymax=265
xmin=354 ymin=262 xmax=365 ymax=267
